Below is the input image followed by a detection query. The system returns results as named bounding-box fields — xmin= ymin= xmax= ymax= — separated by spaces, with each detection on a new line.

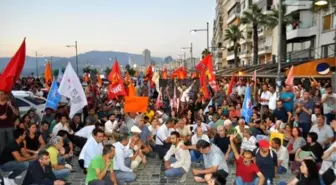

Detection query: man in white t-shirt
xmin=271 ymin=137 xmax=289 ymax=174
xmin=155 ymin=119 xmax=176 ymax=159
xmin=260 ymin=84 xmax=272 ymax=106
xmin=321 ymin=85 xmax=336 ymax=124
xmin=182 ymin=127 xmax=209 ymax=162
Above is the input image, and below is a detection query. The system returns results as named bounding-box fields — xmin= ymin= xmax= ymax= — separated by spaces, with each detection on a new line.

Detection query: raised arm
xmin=229 ymin=133 xmax=240 ymax=160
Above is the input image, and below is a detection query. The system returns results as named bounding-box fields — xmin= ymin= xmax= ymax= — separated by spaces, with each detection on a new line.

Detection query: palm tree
xmin=201 ymin=48 xmax=211 ymax=58
xmin=241 ymin=4 xmax=263 ymax=65
xmin=224 ymin=24 xmax=244 ymax=68
xmin=264 ymin=5 xmax=301 ymax=63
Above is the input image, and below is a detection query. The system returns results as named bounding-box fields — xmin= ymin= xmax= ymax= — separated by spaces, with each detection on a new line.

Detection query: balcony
xmin=258 ymin=46 xmax=272 ymax=55
xmin=286 ymin=24 xmax=317 ymax=40
xmin=227 ymin=50 xmax=235 ymax=60
xmin=285 ymin=0 xmax=312 ymax=15
xmin=239 ymin=50 xmax=252 ymax=58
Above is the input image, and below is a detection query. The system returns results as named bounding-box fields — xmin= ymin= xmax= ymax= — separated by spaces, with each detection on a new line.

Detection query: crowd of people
xmin=0 ymin=75 xmax=335 ymax=185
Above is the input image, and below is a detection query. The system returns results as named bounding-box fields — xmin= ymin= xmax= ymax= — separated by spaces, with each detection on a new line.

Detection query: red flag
xmin=0 ymin=39 xmax=26 ymax=93
xmin=108 ymin=61 xmax=126 ymax=99
xmin=196 ymin=54 xmax=218 ymax=92
xmin=196 ymin=55 xmax=211 ymax=72
xmin=174 ymin=67 xmax=187 ymax=79
xmin=285 ymin=66 xmax=294 ymax=86
xmin=227 ymin=75 xmax=236 ymax=95
xmin=199 ymin=71 xmax=210 ymax=99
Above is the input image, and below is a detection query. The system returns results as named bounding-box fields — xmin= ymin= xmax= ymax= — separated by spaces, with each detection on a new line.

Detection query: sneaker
xmin=8 ymin=179 xmax=18 ymax=185
xmin=14 ymin=175 xmax=22 ymax=179
xmin=179 ymin=173 xmax=187 ymax=183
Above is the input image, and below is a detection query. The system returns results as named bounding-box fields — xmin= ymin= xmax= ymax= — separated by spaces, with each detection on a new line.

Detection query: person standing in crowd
xmin=296 ymin=91 xmax=315 ymax=138
xmin=0 ymin=128 xmax=36 ymax=185
xmin=271 ymin=138 xmax=289 ymax=174
xmin=280 ymin=85 xmax=295 ymax=113
xmin=0 ymin=90 xmax=19 ymax=154
xmin=164 ymin=131 xmax=191 ymax=183
xmin=321 ymin=84 xmax=336 ymax=124
xmin=85 ymin=144 xmax=117 ymax=185
xmin=273 ymin=100 xmax=289 ymax=123
xmin=22 ymin=150 xmax=65 ymax=185
xmin=253 ymin=140 xmax=278 ymax=184
xmin=113 ymin=135 xmax=136 ymax=185
xmin=260 ymin=84 xmax=272 ymax=110
xmin=229 ymin=133 xmax=265 ymax=185
xmin=193 ymin=140 xmax=229 ymax=184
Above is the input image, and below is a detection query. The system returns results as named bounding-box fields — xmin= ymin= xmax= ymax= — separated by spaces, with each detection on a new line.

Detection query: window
xmin=15 ymin=98 xmax=30 ymax=107
xmin=333 ymin=14 xmax=336 ymax=29
xmin=321 ymin=44 xmax=335 ymax=58
xmin=24 ymin=97 xmax=46 ymax=105
xmin=323 ymin=15 xmax=332 ymax=31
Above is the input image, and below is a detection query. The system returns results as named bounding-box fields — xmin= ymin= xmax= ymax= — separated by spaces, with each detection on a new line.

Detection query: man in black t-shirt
xmin=0 ymin=129 xmax=36 ymax=184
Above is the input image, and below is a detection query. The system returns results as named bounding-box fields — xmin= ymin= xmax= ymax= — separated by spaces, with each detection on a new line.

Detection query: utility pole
xmin=276 ymin=0 xmax=283 ymax=99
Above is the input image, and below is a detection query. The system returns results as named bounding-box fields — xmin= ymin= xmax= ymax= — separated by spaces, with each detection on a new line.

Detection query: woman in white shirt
xmin=240 ymin=128 xmax=257 ymax=154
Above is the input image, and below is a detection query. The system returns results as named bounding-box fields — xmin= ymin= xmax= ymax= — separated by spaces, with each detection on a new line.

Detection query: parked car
xmin=12 ymin=91 xmax=46 ymax=119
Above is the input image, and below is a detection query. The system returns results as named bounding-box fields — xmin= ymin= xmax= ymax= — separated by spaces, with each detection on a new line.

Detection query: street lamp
xmin=181 ymin=43 xmax=194 ymax=68
xmin=190 ymin=22 xmax=209 ymax=50
xmin=65 ymin=41 xmax=79 ymax=74
xmin=276 ymin=0 xmax=328 ymax=99
xmin=35 ymin=52 xmax=44 ymax=78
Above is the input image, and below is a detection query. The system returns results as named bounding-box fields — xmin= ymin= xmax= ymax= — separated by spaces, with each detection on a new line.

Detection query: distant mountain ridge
xmin=0 ymin=50 xmax=165 ymax=76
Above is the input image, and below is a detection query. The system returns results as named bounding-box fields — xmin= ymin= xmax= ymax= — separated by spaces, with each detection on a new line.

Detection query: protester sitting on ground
xmin=193 ymin=140 xmax=229 ymax=184
xmin=175 ymin=117 xmax=192 ymax=144
xmin=240 ymin=128 xmax=257 ymax=154
xmin=164 ymin=131 xmax=191 ymax=183
xmin=78 ymin=128 xmax=104 ymax=173
xmin=0 ymin=128 xmax=36 ymax=185
xmin=40 ymin=120 xmax=52 ymax=143
xmin=128 ymin=133 xmax=147 ymax=170
xmin=192 ymin=116 xmax=208 ymax=133
xmin=104 ymin=113 xmax=118 ymax=140
xmin=23 ymin=122 xmax=46 ymax=155
xmin=234 ymin=119 xmax=249 ymax=137
xmin=22 ymin=150 xmax=65 ymax=185
xmin=56 ymin=130 xmax=74 ymax=163
xmin=295 ymin=132 xmax=323 ymax=163
xmin=46 ymin=136 xmax=71 ymax=180
xmin=85 ymin=144 xmax=117 ymax=185
xmin=182 ymin=127 xmax=209 ymax=162
xmin=70 ymin=114 xmax=84 ymax=133
xmin=271 ymin=137 xmax=289 ymax=174
xmin=155 ymin=119 xmax=175 ymax=159
xmin=52 ymin=115 xmax=73 ymax=137
xmin=278 ymin=159 xmax=321 ymax=185
xmin=229 ymin=133 xmax=265 ymax=185
xmin=113 ymin=134 xmax=137 ymax=185
xmin=213 ymin=125 xmax=230 ymax=154
xmin=42 ymin=108 xmax=55 ymax=126
xmin=253 ymin=140 xmax=278 ymax=184
xmin=309 ymin=115 xmax=334 ymax=149
xmin=287 ymin=127 xmax=306 ymax=172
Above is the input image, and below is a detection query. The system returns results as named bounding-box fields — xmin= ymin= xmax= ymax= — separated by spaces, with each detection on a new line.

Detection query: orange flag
xmin=128 ymin=81 xmax=136 ymax=97
xmin=285 ymin=66 xmax=294 ymax=86
xmin=227 ymin=75 xmax=236 ymax=95
xmin=162 ymin=68 xmax=168 ymax=79
xmin=0 ymin=38 xmax=26 ymax=93
xmin=199 ymin=71 xmax=209 ymax=99
xmin=124 ymin=96 xmax=148 ymax=113
xmin=84 ymin=73 xmax=89 ymax=82
xmin=97 ymin=73 xmax=102 ymax=87
xmin=44 ymin=62 xmax=53 ymax=88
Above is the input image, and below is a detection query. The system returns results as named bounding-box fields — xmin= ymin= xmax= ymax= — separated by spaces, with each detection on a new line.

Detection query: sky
xmin=0 ymin=0 xmax=215 ymax=58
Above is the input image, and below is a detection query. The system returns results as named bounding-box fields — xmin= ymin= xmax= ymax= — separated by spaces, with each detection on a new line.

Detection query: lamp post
xmin=276 ymin=0 xmax=327 ymax=99
xmin=65 ymin=41 xmax=79 ymax=74
xmin=35 ymin=52 xmax=43 ymax=78
xmin=190 ymin=22 xmax=209 ymax=50
xmin=181 ymin=43 xmax=194 ymax=69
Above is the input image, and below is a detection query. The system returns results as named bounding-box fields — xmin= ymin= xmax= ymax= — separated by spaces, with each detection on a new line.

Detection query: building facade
xmin=143 ymin=49 xmax=151 ymax=66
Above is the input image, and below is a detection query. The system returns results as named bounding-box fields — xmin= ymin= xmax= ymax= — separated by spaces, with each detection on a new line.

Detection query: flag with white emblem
xmin=45 ymin=81 xmax=61 ymax=110
xmin=58 ymin=63 xmax=87 ymax=118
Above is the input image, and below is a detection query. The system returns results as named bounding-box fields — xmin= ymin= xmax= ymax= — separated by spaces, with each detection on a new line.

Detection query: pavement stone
xmin=66 ymin=155 xmax=294 ymax=185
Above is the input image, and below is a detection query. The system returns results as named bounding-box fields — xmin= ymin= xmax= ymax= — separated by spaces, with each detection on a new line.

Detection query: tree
xmin=105 ymin=67 xmax=111 ymax=76
xmin=241 ymin=4 xmax=264 ymax=65
xmin=224 ymin=24 xmax=244 ymax=68
xmin=52 ymin=69 xmax=59 ymax=77
xmin=264 ymin=5 xmax=301 ymax=63
xmin=83 ymin=66 xmax=91 ymax=73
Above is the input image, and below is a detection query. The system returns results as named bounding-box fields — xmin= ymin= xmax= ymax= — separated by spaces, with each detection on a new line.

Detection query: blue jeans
xmin=165 ymin=158 xmax=186 ymax=178
xmin=53 ymin=156 xmax=70 ymax=179
xmin=88 ymin=173 xmax=114 ymax=185
xmin=190 ymin=150 xmax=203 ymax=162
xmin=115 ymin=158 xmax=136 ymax=185
xmin=235 ymin=177 xmax=259 ymax=185
xmin=278 ymin=182 xmax=286 ymax=185
xmin=0 ymin=160 xmax=29 ymax=179
xmin=278 ymin=166 xmax=287 ymax=174
xmin=299 ymin=122 xmax=311 ymax=138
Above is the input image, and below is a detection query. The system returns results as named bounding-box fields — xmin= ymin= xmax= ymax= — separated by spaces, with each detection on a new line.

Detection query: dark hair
xmin=55 ymin=113 xmax=62 ymax=119
xmin=92 ymin=128 xmax=104 ymax=136
xmin=57 ymin=130 xmax=69 ymax=137
xmin=303 ymin=159 xmax=319 ymax=179
xmin=325 ymin=84 xmax=332 ymax=89
xmin=28 ymin=122 xmax=37 ymax=128
xmin=272 ymin=137 xmax=281 ymax=145
xmin=212 ymin=173 xmax=227 ymax=185
xmin=292 ymin=127 xmax=302 ymax=137
xmin=307 ymin=132 xmax=318 ymax=142
xmin=166 ymin=118 xmax=176 ymax=125
xmin=41 ymin=120 xmax=49 ymax=125
xmin=119 ymin=134 xmax=129 ymax=142
xmin=73 ymin=113 xmax=81 ymax=118
xmin=38 ymin=150 xmax=49 ymax=159
xmin=170 ymin=131 xmax=180 ymax=138
xmin=102 ymin=144 xmax=115 ymax=155
xmin=13 ymin=128 xmax=25 ymax=139
xmin=196 ymin=139 xmax=210 ymax=150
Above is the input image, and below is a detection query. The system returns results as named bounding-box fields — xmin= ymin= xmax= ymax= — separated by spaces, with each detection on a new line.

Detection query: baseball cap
xmin=258 ymin=140 xmax=270 ymax=148
xmin=130 ymin=126 xmax=142 ymax=133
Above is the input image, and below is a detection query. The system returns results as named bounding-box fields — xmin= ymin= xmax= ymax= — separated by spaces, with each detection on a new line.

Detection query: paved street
xmin=67 ymin=156 xmax=294 ymax=185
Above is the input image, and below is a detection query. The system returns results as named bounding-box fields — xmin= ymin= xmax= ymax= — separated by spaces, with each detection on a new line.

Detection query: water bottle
xmin=266 ymin=179 xmax=271 ymax=185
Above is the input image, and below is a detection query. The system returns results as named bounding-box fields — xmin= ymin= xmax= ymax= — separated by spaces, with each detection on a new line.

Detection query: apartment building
xmin=212 ymin=0 xmax=224 ymax=70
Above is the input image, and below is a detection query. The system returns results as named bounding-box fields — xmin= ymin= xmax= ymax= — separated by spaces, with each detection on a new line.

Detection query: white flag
xmin=57 ymin=68 xmax=63 ymax=83
xmin=58 ymin=63 xmax=87 ymax=118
